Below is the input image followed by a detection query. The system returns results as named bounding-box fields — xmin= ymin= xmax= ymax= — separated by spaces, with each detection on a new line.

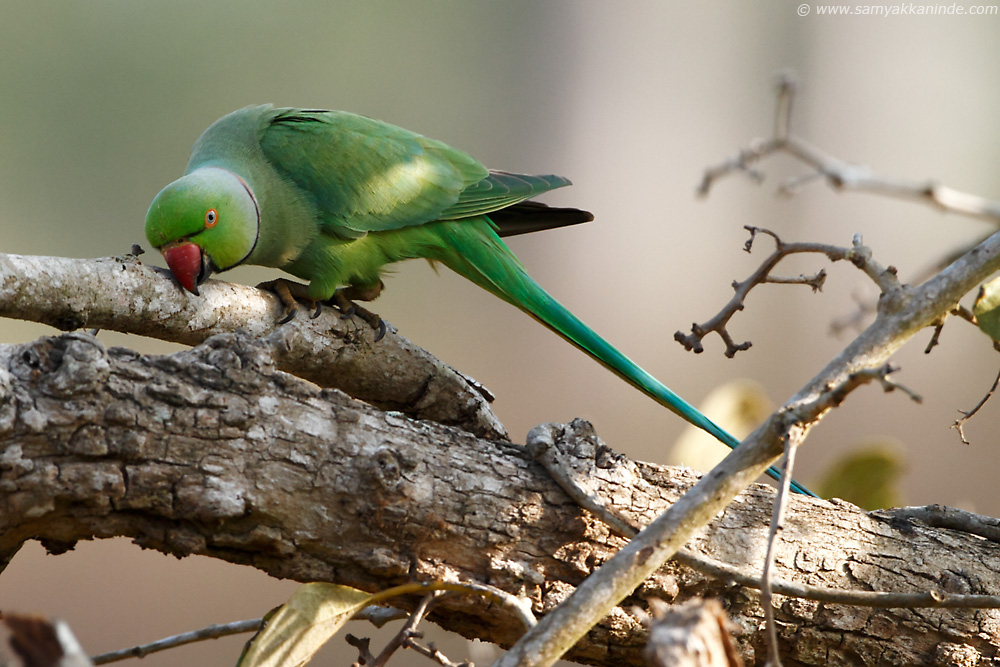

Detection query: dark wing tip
xmin=269 ymin=109 xmax=332 ymax=126
xmin=491 ymin=201 xmax=594 ymax=238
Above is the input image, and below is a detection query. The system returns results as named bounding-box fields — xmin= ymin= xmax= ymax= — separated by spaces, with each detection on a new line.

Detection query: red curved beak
xmin=162 ymin=242 xmax=205 ymax=295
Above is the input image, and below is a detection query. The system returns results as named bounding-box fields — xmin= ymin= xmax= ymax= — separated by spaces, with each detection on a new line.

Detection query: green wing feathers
xmin=440 ymin=171 xmax=571 ymax=220
xmin=260 ymin=108 xmax=587 ymax=240
xmin=261 ymin=108 xmax=488 ymax=238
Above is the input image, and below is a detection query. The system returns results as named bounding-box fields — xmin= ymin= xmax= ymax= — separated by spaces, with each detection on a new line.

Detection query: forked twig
xmin=695 ymin=74 xmax=1000 ymax=361
xmin=675 ymin=227 xmax=900 ymax=357
xmin=365 ymin=592 xmax=441 ymax=667
xmin=699 ymin=75 xmax=1000 ymax=224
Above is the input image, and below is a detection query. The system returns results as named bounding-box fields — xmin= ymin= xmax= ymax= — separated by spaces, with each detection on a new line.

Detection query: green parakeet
xmin=145 ymin=105 xmax=812 ymax=496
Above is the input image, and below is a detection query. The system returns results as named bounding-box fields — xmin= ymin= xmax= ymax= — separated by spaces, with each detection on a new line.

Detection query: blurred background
xmin=1 ymin=1 xmax=999 ymax=664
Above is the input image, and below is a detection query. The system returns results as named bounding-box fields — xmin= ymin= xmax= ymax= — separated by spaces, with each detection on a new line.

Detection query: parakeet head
xmin=144 ymin=167 xmax=259 ymax=294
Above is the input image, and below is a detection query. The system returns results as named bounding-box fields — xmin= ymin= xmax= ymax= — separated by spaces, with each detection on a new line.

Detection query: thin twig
xmin=952 ymin=365 xmax=1000 ymax=445
xmin=858 ymin=365 xmax=922 ymax=403
xmin=364 ymin=591 xmax=473 ymax=666
xmin=819 ymin=363 xmax=922 ymax=410
xmin=347 ymin=634 xmax=376 ymax=666
xmin=924 ymin=317 xmax=947 ymax=354
xmin=760 ymin=431 xmax=799 ymax=667
xmin=89 ymin=619 xmax=263 ymax=665
xmin=773 ymin=73 xmax=796 ymax=140
xmin=670 ymin=554 xmax=1000 ymax=609
xmin=402 ymin=637 xmax=472 ymax=667
xmin=369 ymin=593 xmax=441 ymax=667
xmin=877 ymin=504 xmax=1000 ymax=543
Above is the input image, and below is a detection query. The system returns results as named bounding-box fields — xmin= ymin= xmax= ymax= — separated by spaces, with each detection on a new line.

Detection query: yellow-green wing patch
xmin=261 ymin=108 xmax=488 ymax=239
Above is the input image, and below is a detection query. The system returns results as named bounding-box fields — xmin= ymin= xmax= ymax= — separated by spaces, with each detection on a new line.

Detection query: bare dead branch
xmin=760 ymin=432 xmax=799 ymax=667
xmin=952 ymin=365 xmax=1000 ymax=444
xmin=369 ymin=593 xmax=441 ymax=667
xmin=90 ymin=619 xmax=262 ymax=665
xmin=819 ymin=363 xmax=924 ymax=406
xmin=877 ymin=504 xmax=1000 ymax=543
xmin=674 ymin=228 xmax=900 ymax=357
xmin=698 ymin=78 xmax=1000 ymax=224
xmin=499 ymin=170 xmax=1000 ymax=667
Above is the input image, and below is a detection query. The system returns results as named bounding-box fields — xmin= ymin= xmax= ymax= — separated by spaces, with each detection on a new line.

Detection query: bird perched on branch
xmin=145 ymin=104 xmax=813 ymax=495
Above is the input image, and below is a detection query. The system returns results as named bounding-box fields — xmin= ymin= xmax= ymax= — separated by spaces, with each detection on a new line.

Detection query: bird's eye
xmin=205 ymin=209 xmax=218 ymax=228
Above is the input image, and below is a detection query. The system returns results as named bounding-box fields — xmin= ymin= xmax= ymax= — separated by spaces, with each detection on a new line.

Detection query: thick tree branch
xmin=3 ymin=333 xmax=1000 ymax=666
xmin=0 ymin=252 xmax=505 ymax=440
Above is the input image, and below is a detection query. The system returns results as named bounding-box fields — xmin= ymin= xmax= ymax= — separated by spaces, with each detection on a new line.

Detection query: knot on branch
xmin=8 ymin=332 xmax=109 ymax=398
xmin=153 ymin=330 xmax=279 ymax=394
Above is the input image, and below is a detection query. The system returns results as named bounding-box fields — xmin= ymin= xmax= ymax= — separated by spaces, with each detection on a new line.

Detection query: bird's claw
xmin=331 ymin=289 xmax=385 ymax=340
xmin=259 ymin=279 xmax=386 ymax=340
xmin=259 ymin=278 xmax=319 ymax=324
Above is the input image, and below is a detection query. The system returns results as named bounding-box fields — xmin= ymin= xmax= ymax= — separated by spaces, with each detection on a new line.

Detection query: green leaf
xmin=236 ymin=583 xmax=374 ymax=667
xmin=814 ymin=439 xmax=904 ymax=510
xmin=974 ymin=276 xmax=1000 ymax=341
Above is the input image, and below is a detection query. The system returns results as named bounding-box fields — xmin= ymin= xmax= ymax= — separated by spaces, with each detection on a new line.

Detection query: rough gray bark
xmin=0 ymin=252 xmax=505 ymax=440
xmin=3 ymin=332 xmax=1000 ymax=666
xmin=645 ymin=599 xmax=743 ymax=667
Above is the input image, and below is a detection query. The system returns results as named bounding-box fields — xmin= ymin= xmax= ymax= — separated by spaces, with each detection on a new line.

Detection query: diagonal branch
xmin=497 ymin=149 xmax=1000 ymax=667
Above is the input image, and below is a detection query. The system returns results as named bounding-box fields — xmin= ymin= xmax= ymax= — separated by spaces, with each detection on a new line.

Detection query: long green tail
xmin=437 ymin=219 xmax=815 ymax=497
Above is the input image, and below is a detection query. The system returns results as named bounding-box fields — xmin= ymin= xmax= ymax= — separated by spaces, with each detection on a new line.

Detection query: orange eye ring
xmin=205 ymin=208 xmax=218 ymax=228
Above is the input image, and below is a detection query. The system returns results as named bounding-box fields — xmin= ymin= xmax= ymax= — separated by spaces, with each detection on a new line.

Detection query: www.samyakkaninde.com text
xmin=798 ymin=3 xmax=997 ymax=15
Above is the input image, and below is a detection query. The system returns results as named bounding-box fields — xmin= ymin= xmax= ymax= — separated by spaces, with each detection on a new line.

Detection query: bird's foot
xmin=330 ymin=282 xmax=386 ymax=341
xmin=258 ymin=278 xmax=387 ymax=340
xmin=257 ymin=279 xmax=322 ymax=324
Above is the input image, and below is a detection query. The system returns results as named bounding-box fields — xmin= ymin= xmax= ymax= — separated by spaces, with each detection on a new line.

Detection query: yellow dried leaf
xmin=236 ymin=583 xmax=373 ymax=667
